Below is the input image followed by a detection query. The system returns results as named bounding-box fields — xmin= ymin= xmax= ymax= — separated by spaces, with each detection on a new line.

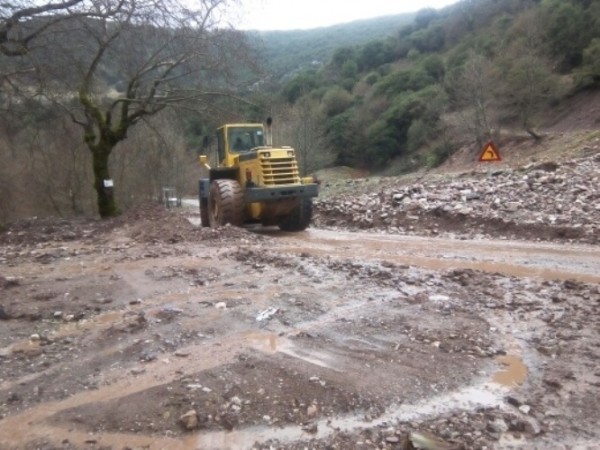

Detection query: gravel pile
xmin=314 ymin=153 xmax=600 ymax=243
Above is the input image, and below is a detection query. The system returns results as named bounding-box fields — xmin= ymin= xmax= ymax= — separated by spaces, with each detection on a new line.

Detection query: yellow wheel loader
xmin=198 ymin=118 xmax=319 ymax=231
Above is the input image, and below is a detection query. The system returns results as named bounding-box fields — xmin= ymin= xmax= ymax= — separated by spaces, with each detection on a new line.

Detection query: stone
xmin=519 ymin=404 xmax=531 ymax=414
xmin=487 ymin=418 xmax=509 ymax=434
xmin=179 ymin=410 xmax=199 ymax=430
xmin=140 ymin=352 xmax=157 ymax=362
xmin=0 ymin=306 xmax=10 ymax=321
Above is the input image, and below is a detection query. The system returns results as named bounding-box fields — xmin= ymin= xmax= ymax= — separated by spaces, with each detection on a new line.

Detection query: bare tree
xmin=111 ymin=112 xmax=195 ymax=209
xmin=0 ymin=138 xmax=14 ymax=224
xmin=448 ymin=50 xmax=498 ymax=147
xmin=275 ymin=98 xmax=334 ymax=176
xmin=15 ymin=0 xmax=250 ymax=217
xmin=0 ymin=0 xmax=124 ymax=56
xmin=496 ymin=10 xmax=562 ymax=141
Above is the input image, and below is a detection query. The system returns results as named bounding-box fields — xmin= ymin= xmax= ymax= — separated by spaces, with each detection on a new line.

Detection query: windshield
xmin=228 ymin=127 xmax=264 ymax=153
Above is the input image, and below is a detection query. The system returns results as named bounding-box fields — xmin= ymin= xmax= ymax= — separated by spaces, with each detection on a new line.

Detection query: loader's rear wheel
xmin=199 ymin=198 xmax=210 ymax=227
xmin=208 ymin=179 xmax=245 ymax=227
xmin=279 ymin=198 xmax=313 ymax=232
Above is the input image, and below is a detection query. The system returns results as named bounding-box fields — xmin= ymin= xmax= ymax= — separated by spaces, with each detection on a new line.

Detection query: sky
xmin=235 ymin=0 xmax=460 ymax=31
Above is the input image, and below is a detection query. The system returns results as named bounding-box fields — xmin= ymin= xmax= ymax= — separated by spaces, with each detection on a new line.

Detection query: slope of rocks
xmin=314 ymin=153 xmax=600 ymax=244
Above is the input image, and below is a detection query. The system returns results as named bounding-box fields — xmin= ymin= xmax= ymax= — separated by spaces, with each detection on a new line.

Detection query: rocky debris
xmin=0 ymin=275 xmax=20 ymax=289
xmin=315 ymin=153 xmax=600 ymax=243
xmin=0 ymin=203 xmax=263 ymax=258
xmin=0 ymin=217 xmax=107 ymax=247
xmin=179 ymin=409 xmax=199 ymax=430
xmin=0 ymin=305 xmax=10 ymax=320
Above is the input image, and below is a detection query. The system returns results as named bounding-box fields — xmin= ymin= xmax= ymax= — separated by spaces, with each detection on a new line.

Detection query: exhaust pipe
xmin=265 ymin=117 xmax=273 ymax=147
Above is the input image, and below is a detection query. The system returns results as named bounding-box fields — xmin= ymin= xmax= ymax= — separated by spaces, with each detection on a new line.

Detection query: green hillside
xmin=268 ymin=0 xmax=600 ymax=174
xmin=250 ymin=13 xmax=416 ymax=78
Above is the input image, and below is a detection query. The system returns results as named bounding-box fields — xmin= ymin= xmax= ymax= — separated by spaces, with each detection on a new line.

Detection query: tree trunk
xmin=90 ymin=142 xmax=119 ymax=218
xmin=524 ymin=125 xmax=542 ymax=142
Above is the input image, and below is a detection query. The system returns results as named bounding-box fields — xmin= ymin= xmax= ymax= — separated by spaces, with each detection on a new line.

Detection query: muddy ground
xmin=1 ymin=202 xmax=599 ymax=450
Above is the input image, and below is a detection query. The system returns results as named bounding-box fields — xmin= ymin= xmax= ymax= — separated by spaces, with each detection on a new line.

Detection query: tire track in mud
xmin=0 ymin=241 xmax=494 ymax=448
xmin=2 ymin=227 xmax=599 ymax=449
xmin=270 ymin=228 xmax=600 ymax=283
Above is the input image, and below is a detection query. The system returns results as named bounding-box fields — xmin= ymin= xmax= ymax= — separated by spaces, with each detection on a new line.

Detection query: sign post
xmin=478 ymin=141 xmax=502 ymax=177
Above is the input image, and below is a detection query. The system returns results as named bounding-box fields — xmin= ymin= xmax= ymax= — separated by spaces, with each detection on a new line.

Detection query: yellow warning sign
xmin=478 ymin=141 xmax=501 ymax=162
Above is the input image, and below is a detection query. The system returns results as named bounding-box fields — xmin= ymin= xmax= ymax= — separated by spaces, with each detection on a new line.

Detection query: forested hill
xmin=249 ymin=13 xmax=416 ymax=78
xmin=267 ymin=0 xmax=600 ymax=175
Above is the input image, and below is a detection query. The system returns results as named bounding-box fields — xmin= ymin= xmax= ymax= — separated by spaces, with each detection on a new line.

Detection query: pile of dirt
xmin=0 ymin=202 xmax=264 ymax=248
xmin=0 ymin=216 xmax=113 ymax=246
xmin=314 ymin=152 xmax=600 ymax=244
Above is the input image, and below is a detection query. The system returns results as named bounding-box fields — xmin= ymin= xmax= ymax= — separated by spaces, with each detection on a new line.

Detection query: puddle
xmin=246 ymin=332 xmax=279 ymax=352
xmin=247 ymin=333 xmax=339 ymax=371
xmin=280 ymin=230 xmax=600 ymax=283
xmin=1 ymin=423 xmax=201 ymax=450
xmin=196 ymin=381 xmax=507 ymax=450
xmin=492 ymin=355 xmax=528 ymax=387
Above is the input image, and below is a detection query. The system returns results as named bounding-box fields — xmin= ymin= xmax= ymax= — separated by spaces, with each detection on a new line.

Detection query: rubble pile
xmin=314 ymin=153 xmax=600 ymax=243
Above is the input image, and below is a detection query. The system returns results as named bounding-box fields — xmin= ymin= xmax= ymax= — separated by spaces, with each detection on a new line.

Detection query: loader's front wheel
xmin=208 ymin=179 xmax=245 ymax=227
xmin=279 ymin=198 xmax=313 ymax=232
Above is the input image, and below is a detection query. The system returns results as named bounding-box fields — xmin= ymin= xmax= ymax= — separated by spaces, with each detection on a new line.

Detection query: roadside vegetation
xmin=276 ymin=0 xmax=600 ymax=174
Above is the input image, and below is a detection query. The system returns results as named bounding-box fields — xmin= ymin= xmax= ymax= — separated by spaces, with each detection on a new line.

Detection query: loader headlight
xmin=287 ymin=150 xmax=294 ymax=157
xmin=262 ymin=152 xmax=271 ymax=158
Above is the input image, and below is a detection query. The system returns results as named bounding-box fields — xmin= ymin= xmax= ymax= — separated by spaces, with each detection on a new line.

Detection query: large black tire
xmin=279 ymin=198 xmax=313 ymax=232
xmin=199 ymin=198 xmax=210 ymax=227
xmin=208 ymin=179 xmax=245 ymax=227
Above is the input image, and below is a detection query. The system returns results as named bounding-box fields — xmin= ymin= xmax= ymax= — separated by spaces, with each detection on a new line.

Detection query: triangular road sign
xmin=478 ymin=141 xmax=501 ymax=162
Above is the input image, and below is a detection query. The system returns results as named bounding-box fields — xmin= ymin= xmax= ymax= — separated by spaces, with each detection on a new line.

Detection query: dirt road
xmin=1 ymin=207 xmax=599 ymax=449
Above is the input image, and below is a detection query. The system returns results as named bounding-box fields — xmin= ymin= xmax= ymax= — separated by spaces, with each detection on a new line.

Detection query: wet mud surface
xmin=1 ymin=205 xmax=599 ymax=449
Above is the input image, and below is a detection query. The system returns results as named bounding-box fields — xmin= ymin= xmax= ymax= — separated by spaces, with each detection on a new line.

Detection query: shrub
xmin=322 ymin=87 xmax=354 ymax=117
xmin=426 ymin=141 xmax=455 ymax=168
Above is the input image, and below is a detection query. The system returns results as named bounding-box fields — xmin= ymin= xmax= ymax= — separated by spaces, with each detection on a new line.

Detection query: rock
xmin=179 ymin=410 xmax=199 ymax=430
xmin=301 ymin=422 xmax=318 ymax=434
xmin=314 ymin=153 xmax=599 ymax=244
xmin=155 ymin=305 xmax=184 ymax=320
xmin=519 ymin=404 xmax=531 ymax=414
xmin=140 ymin=352 xmax=157 ymax=362
xmin=505 ymin=202 xmax=522 ymax=212
xmin=408 ymin=430 xmax=455 ymax=450
xmin=487 ymin=418 xmax=509 ymax=434
xmin=307 ymin=404 xmax=318 ymax=417
xmin=7 ymin=392 xmax=21 ymax=403
xmin=506 ymin=395 xmax=524 ymax=407
xmin=0 ymin=306 xmax=10 ymax=320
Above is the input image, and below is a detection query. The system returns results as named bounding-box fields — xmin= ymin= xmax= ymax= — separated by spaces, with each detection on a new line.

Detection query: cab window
xmin=228 ymin=127 xmax=264 ymax=153
xmin=216 ymin=129 xmax=225 ymax=164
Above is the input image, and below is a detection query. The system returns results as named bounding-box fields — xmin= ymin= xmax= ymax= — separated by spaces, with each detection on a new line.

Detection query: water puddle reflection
xmin=492 ymin=355 xmax=528 ymax=387
xmin=246 ymin=333 xmax=338 ymax=371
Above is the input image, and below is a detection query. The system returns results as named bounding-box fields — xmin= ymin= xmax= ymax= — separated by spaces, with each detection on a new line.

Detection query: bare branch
xmin=1 ymin=0 xmax=126 ymax=55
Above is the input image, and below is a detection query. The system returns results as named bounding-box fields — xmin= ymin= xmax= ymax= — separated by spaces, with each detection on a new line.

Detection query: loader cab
xmin=216 ymin=124 xmax=266 ymax=167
